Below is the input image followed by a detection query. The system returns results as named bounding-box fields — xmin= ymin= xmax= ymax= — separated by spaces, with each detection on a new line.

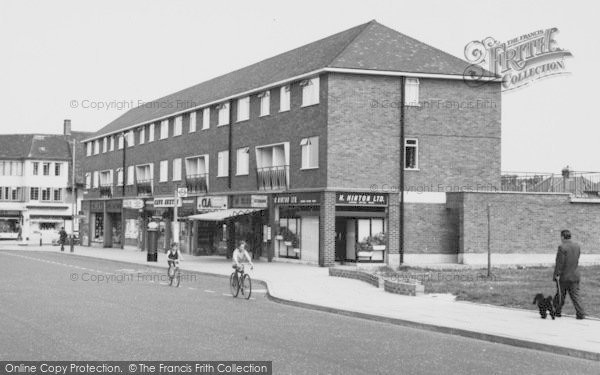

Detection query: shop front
xmin=123 ymin=198 xmax=145 ymax=248
xmin=192 ymin=195 xmax=228 ymax=256
xmin=147 ymin=197 xmax=182 ymax=252
xmin=88 ymin=200 xmax=104 ymax=245
xmin=273 ymin=192 xmax=320 ymax=263
xmin=0 ymin=210 xmax=21 ymax=240
xmin=335 ymin=192 xmax=388 ymax=263
xmin=231 ymin=194 xmax=269 ymax=259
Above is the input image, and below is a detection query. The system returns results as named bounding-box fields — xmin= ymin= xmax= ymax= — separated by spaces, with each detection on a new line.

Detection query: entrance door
xmin=335 ymin=218 xmax=346 ymax=261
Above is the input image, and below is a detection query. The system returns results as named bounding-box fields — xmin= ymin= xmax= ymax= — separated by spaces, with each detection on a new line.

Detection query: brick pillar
xmin=319 ymin=191 xmax=336 ymax=267
xmin=103 ymin=210 xmax=113 ymax=248
xmin=387 ymin=192 xmax=400 ymax=267
xmin=268 ymin=198 xmax=277 ymax=262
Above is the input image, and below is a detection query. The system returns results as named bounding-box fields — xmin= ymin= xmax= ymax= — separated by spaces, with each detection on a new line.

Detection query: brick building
xmin=80 ymin=20 xmax=503 ymax=266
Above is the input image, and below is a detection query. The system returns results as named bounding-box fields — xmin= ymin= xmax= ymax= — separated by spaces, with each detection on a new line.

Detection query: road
xmin=0 ymin=250 xmax=599 ymax=375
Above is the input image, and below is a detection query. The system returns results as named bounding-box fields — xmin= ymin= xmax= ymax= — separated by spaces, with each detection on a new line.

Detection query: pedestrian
xmin=59 ymin=227 xmax=68 ymax=251
xmin=16 ymin=222 xmax=22 ymax=241
xmin=553 ymin=229 xmax=585 ymax=319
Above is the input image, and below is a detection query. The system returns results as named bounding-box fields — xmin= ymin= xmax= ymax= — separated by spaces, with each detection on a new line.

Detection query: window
xmin=173 ymin=158 xmax=182 ymax=181
xmin=185 ymin=156 xmax=208 ymax=176
xmin=53 ymin=189 xmax=62 ymax=201
xmin=85 ymin=173 xmax=91 ymax=189
xmin=139 ymin=126 xmax=145 ymax=144
xmin=93 ymin=171 xmax=99 ymax=188
xmin=13 ymin=162 xmax=23 ymax=176
xmin=236 ymin=147 xmax=249 ymax=175
xmin=174 ymin=116 xmax=182 ymax=136
xmin=11 ymin=187 xmax=19 ymax=201
xmin=259 ymin=91 xmax=270 ymax=117
xmin=127 ymin=130 xmax=134 ymax=147
xmin=116 ymin=168 xmax=123 ymax=186
xmin=189 ymin=112 xmax=196 ymax=133
xmin=102 ymin=137 xmax=108 ymax=153
xmin=94 ymin=140 xmax=100 ymax=154
xmin=300 ymin=136 xmax=319 ymax=169
xmin=160 ymin=120 xmax=169 ymax=139
xmin=33 ymin=162 xmax=39 ymax=176
xmin=217 ymin=151 xmax=229 ymax=177
xmin=280 ymin=85 xmax=290 ymax=112
xmin=202 ymin=108 xmax=210 ymax=130
xmin=405 ymin=78 xmax=420 ymax=106
xmin=118 ymin=135 xmax=124 ymax=149
xmin=148 ymin=124 xmax=155 ymax=142
xmin=217 ymin=102 xmax=230 ymax=126
xmin=237 ymin=97 xmax=250 ymax=122
xmin=109 ymin=136 xmax=115 ymax=151
xmin=86 ymin=142 xmax=92 ymax=156
xmin=135 ymin=164 xmax=153 ymax=182
xmin=301 ymin=77 xmax=320 ymax=107
xmin=127 ymin=166 xmax=134 ymax=185
xmin=42 ymin=163 xmax=50 ymax=176
xmin=100 ymin=170 xmax=112 ymax=186
xmin=404 ymin=139 xmax=418 ymax=170
xmin=54 ymin=163 xmax=61 ymax=176
xmin=159 ymin=160 xmax=169 ymax=182
xmin=41 ymin=188 xmax=51 ymax=201
xmin=30 ymin=187 xmax=39 ymax=201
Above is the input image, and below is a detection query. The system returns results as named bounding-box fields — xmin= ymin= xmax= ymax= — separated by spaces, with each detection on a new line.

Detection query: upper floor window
xmin=41 ymin=188 xmax=51 ymax=201
xmin=127 ymin=130 xmax=135 ymax=147
xmin=404 ymin=138 xmax=419 ymax=170
xmin=259 ymin=91 xmax=270 ymax=117
xmin=236 ymin=147 xmax=250 ymax=176
xmin=217 ymin=151 xmax=229 ymax=177
xmin=136 ymin=164 xmax=153 ymax=182
xmin=54 ymin=163 xmax=61 ymax=176
xmin=237 ymin=97 xmax=250 ymax=122
xmin=109 ymin=136 xmax=115 ymax=151
xmin=53 ymin=188 xmax=62 ymax=201
xmin=202 ymin=108 xmax=210 ymax=130
xmin=100 ymin=170 xmax=112 ymax=186
xmin=102 ymin=137 xmax=108 ymax=153
xmin=85 ymin=173 xmax=91 ymax=189
xmin=404 ymin=78 xmax=420 ymax=106
xmin=159 ymin=160 xmax=169 ymax=182
xmin=118 ymin=135 xmax=124 ymax=149
xmin=33 ymin=162 xmax=39 ymax=176
xmin=173 ymin=158 xmax=182 ymax=181
xmin=42 ymin=162 xmax=50 ymax=176
xmin=30 ymin=187 xmax=39 ymax=201
xmin=93 ymin=140 xmax=100 ymax=155
xmin=217 ymin=102 xmax=230 ymax=126
xmin=92 ymin=171 xmax=99 ymax=188
xmin=185 ymin=155 xmax=208 ymax=176
xmin=127 ymin=165 xmax=134 ymax=185
xmin=116 ymin=168 xmax=123 ymax=186
xmin=1 ymin=161 xmax=23 ymax=176
xmin=139 ymin=126 xmax=145 ymax=145
xmin=301 ymin=77 xmax=320 ymax=107
xmin=160 ymin=120 xmax=169 ymax=139
xmin=300 ymin=136 xmax=319 ymax=169
xmin=148 ymin=123 xmax=155 ymax=142
xmin=174 ymin=116 xmax=183 ymax=136
xmin=86 ymin=142 xmax=92 ymax=156
xmin=280 ymin=85 xmax=290 ymax=112
xmin=189 ymin=112 xmax=197 ymax=133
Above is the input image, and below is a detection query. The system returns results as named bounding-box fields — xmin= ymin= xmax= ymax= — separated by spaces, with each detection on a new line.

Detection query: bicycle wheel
xmin=242 ymin=274 xmax=252 ymax=299
xmin=175 ymin=270 xmax=181 ymax=287
xmin=168 ymin=266 xmax=174 ymax=286
xmin=229 ymin=273 xmax=239 ymax=297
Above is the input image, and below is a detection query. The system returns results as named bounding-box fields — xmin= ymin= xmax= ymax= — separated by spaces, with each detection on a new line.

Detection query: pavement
xmin=2 ymin=241 xmax=600 ymax=361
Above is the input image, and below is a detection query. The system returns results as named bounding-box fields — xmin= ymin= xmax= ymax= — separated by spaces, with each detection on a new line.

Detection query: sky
xmin=1 ymin=0 xmax=598 ymax=173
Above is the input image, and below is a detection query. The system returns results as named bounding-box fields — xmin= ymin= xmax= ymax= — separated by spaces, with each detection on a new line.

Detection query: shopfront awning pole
xmin=174 ymin=184 xmax=179 ymax=244
xmin=399 ymin=76 xmax=405 ymax=266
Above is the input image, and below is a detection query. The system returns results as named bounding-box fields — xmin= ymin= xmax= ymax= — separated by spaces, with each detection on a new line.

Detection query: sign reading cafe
xmin=336 ymin=193 xmax=387 ymax=206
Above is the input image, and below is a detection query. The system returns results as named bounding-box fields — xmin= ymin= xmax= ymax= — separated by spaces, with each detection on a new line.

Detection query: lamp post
xmin=70 ymin=138 xmax=76 ymax=253
xmin=121 ymin=132 xmax=127 ymax=250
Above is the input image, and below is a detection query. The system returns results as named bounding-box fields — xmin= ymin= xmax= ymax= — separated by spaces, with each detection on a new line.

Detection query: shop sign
xmin=197 ymin=196 xmax=228 ymax=210
xmin=251 ymin=195 xmax=268 ymax=208
xmin=336 ymin=192 xmax=387 ymax=206
xmin=90 ymin=201 xmax=104 ymax=213
xmin=123 ymin=199 xmax=144 ymax=209
xmin=274 ymin=193 xmax=320 ymax=205
xmin=0 ymin=210 xmax=21 ymax=217
xmin=153 ymin=197 xmax=182 ymax=208
xmin=106 ymin=200 xmax=123 ymax=213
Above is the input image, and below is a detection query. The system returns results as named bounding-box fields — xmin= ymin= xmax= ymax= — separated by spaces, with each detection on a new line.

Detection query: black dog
xmin=533 ymin=293 xmax=556 ymax=320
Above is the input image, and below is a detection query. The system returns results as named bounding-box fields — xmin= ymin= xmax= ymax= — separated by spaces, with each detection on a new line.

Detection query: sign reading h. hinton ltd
xmin=464 ymin=27 xmax=572 ymax=91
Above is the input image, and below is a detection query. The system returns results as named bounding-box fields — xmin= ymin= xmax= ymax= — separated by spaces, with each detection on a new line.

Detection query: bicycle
xmin=168 ymin=260 xmax=181 ymax=287
xmin=230 ymin=264 xmax=252 ymax=299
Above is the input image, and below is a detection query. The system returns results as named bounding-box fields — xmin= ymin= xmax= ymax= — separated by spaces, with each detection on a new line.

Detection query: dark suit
xmin=553 ymin=239 xmax=585 ymax=317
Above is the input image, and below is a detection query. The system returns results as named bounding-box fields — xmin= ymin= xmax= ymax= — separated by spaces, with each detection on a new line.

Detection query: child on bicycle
xmin=232 ymin=240 xmax=253 ymax=273
xmin=167 ymin=242 xmax=182 ymax=269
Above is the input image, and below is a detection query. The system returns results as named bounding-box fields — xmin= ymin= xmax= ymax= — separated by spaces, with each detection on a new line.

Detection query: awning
xmin=187 ymin=208 xmax=264 ymax=221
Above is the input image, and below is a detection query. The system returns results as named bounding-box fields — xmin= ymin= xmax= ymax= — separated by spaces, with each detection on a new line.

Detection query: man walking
xmin=553 ymin=230 xmax=585 ymax=319
xmin=59 ymin=227 xmax=68 ymax=252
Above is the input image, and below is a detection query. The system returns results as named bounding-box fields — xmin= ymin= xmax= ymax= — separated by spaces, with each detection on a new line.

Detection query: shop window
xmin=404 ymin=78 xmax=420 ymax=106
xmin=280 ymin=85 xmax=290 ymax=112
xmin=301 ymin=77 xmax=320 ymax=107
xmin=300 ymin=136 xmax=319 ymax=169
xmin=237 ymin=97 xmax=250 ymax=122
xmin=355 ymin=218 xmax=386 ymax=262
xmin=189 ymin=112 xmax=197 ymax=132
xmin=259 ymin=91 xmax=270 ymax=117
xmin=404 ymin=139 xmax=419 ymax=170
xmin=278 ymin=217 xmax=300 ymax=259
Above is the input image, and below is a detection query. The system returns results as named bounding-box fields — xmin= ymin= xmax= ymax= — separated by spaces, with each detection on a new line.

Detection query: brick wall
xmin=448 ymin=192 xmax=600 ymax=255
xmin=319 ymin=191 xmax=336 ymax=266
xmin=404 ymin=203 xmax=458 ymax=255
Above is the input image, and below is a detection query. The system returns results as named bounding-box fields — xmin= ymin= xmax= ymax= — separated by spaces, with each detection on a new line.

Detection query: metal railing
xmin=501 ymin=171 xmax=600 ymax=197
xmin=99 ymin=184 xmax=113 ymax=198
xmin=256 ymin=165 xmax=289 ymax=191
xmin=136 ymin=179 xmax=153 ymax=196
xmin=185 ymin=173 xmax=208 ymax=193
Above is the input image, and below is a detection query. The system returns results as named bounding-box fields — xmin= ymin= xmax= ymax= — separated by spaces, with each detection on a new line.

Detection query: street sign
xmin=177 ymin=188 xmax=188 ymax=198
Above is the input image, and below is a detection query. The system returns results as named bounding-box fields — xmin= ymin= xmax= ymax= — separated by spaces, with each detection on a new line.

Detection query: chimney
xmin=63 ymin=119 xmax=72 ymax=136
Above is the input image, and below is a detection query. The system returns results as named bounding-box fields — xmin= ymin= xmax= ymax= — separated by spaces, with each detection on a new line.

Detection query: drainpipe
xmin=399 ymin=77 xmax=405 ymax=266
xmin=228 ymin=100 xmax=233 ymax=189
xmin=121 ymin=132 xmax=127 ymax=249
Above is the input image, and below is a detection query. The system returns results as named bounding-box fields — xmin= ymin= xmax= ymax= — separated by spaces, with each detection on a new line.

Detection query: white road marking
xmin=222 ymin=293 xmax=232 ymax=297
xmin=188 ymin=287 xmax=196 ymax=290
xmin=204 ymin=290 xmax=216 ymax=293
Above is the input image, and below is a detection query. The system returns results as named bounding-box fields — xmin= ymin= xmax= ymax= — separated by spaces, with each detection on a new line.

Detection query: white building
xmin=0 ymin=121 xmax=91 ymax=243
